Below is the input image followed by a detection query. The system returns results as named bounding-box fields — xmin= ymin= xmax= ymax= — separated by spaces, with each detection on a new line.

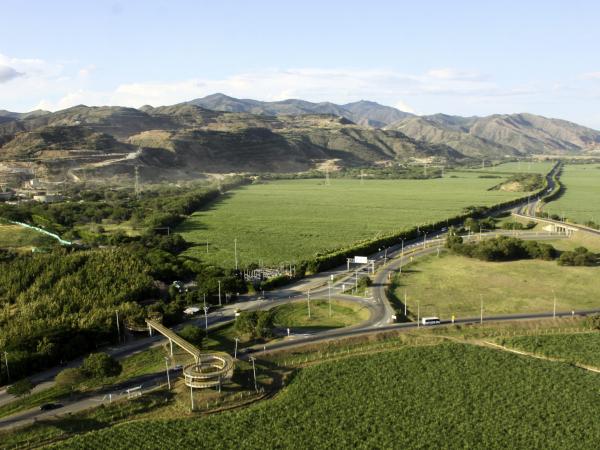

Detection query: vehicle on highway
xmin=421 ymin=317 xmax=441 ymax=326
xmin=39 ymin=403 xmax=63 ymax=411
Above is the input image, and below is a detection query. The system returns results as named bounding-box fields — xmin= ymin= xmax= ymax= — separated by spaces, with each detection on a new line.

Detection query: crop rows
xmin=54 ymin=343 xmax=600 ymax=449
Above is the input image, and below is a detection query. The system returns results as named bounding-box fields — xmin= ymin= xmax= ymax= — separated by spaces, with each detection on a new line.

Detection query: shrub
xmin=6 ymin=378 xmax=34 ymax=397
xmin=178 ymin=325 xmax=205 ymax=346
xmin=55 ymin=368 xmax=87 ymax=389
xmin=82 ymin=353 xmax=122 ymax=379
xmin=558 ymin=247 xmax=597 ymax=266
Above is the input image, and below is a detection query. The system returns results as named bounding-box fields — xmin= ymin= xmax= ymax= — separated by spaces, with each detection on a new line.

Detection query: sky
xmin=1 ymin=0 xmax=600 ymax=128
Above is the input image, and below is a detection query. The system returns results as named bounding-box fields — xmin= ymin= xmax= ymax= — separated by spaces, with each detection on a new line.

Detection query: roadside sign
xmin=354 ymin=256 xmax=368 ymax=264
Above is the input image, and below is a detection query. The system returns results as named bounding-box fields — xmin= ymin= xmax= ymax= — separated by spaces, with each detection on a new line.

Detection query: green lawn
xmin=392 ymin=253 xmax=600 ymax=319
xmin=545 ymin=164 xmax=600 ymax=225
xmin=272 ymin=299 xmax=370 ymax=330
xmin=503 ymin=332 xmax=600 ymax=368
xmin=178 ymin=175 xmax=527 ymax=268
xmin=50 ymin=343 xmax=600 ymax=449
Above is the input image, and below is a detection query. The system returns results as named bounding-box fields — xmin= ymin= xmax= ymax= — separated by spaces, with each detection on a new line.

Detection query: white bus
xmin=421 ymin=316 xmax=441 ymax=326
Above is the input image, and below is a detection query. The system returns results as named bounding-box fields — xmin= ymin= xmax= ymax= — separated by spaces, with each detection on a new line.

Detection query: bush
xmin=6 ymin=378 xmax=34 ymax=397
xmin=558 ymin=247 xmax=597 ymax=266
xmin=234 ymin=311 xmax=274 ymax=339
xmin=178 ymin=325 xmax=205 ymax=346
xmin=450 ymin=236 xmax=557 ymax=262
xmin=82 ymin=353 xmax=122 ymax=379
xmin=55 ymin=367 xmax=87 ymax=389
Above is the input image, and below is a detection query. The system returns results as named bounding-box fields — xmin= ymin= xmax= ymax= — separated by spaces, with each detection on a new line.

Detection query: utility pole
xmin=190 ymin=384 xmax=195 ymax=411
xmin=325 ymin=168 xmax=330 ymax=185
xmin=360 ymin=169 xmax=365 ymax=185
xmin=164 ymin=357 xmax=171 ymax=390
xmin=480 ymin=295 xmax=484 ymax=324
xmin=203 ymin=293 xmax=206 ymax=309
xmin=404 ymin=291 xmax=407 ymax=317
xmin=423 ymin=232 xmax=427 ymax=249
xmin=234 ymin=238 xmax=238 ymax=271
xmin=134 ymin=165 xmax=140 ymax=198
xmin=417 ymin=301 xmax=420 ymax=328
xmin=384 ymin=247 xmax=388 ymax=265
xmin=553 ymin=290 xmax=557 ymax=319
xmin=328 ymin=281 xmax=332 ymax=317
xmin=115 ymin=310 xmax=121 ymax=343
xmin=4 ymin=352 xmax=9 ymax=381
xmin=307 ymin=289 xmax=311 ymax=319
xmin=218 ymin=280 xmax=222 ymax=306
xmin=250 ymin=356 xmax=258 ymax=392
xmin=234 ymin=338 xmax=239 ymax=359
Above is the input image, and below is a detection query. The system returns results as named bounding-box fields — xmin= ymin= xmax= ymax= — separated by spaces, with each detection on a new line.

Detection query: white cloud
xmin=582 ymin=71 xmax=600 ymax=80
xmin=32 ymin=67 xmax=506 ymax=112
xmin=394 ymin=100 xmax=416 ymax=114
xmin=0 ymin=65 xmax=22 ymax=83
xmin=426 ymin=68 xmax=488 ymax=82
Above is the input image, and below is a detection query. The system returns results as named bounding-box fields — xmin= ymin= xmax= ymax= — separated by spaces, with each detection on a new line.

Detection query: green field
xmin=393 ymin=253 xmax=600 ymax=319
xmin=545 ymin=164 xmax=600 ymax=225
xmin=178 ymin=175 xmax=528 ymax=268
xmin=51 ymin=343 xmax=600 ymax=449
xmin=0 ymin=223 xmax=56 ymax=249
xmin=463 ymin=161 xmax=555 ymax=174
xmin=272 ymin=299 xmax=370 ymax=330
xmin=503 ymin=332 xmax=600 ymax=368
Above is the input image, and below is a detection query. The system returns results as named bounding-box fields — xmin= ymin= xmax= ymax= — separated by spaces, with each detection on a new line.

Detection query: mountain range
xmin=0 ymin=93 xmax=599 ymax=181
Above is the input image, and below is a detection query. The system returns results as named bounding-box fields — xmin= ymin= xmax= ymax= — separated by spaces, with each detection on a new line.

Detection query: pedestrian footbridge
xmin=145 ymin=319 xmax=234 ymax=389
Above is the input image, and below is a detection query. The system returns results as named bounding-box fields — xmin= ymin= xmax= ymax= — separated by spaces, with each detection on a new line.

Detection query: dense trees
xmin=234 ymin=311 xmax=275 ymax=339
xmin=558 ymin=247 xmax=598 ymax=266
xmin=82 ymin=353 xmax=122 ymax=378
xmin=447 ymin=235 xmax=557 ymax=262
xmin=0 ymin=248 xmax=156 ymax=384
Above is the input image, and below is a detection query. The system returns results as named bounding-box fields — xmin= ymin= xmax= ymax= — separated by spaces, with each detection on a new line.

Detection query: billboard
xmin=354 ymin=256 xmax=368 ymax=264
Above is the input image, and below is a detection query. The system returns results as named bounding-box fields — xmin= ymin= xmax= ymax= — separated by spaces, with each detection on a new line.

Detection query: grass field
xmin=545 ymin=164 xmax=600 ymax=225
xmin=463 ymin=161 xmax=555 ymax=174
xmin=392 ymin=253 xmax=600 ymax=319
xmin=271 ymin=299 xmax=370 ymax=330
xmin=50 ymin=343 xmax=600 ymax=449
xmin=178 ymin=175 xmax=527 ymax=268
xmin=503 ymin=332 xmax=600 ymax=368
xmin=0 ymin=223 xmax=56 ymax=249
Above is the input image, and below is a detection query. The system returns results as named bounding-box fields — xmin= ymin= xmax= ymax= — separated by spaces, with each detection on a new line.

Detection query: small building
xmin=33 ymin=194 xmax=64 ymax=203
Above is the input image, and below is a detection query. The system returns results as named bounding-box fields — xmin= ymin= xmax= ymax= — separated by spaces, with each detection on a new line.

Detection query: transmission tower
xmin=134 ymin=166 xmax=140 ymax=197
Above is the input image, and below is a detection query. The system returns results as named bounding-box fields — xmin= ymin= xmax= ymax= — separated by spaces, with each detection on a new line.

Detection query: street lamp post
xmin=328 ymin=281 xmax=332 ymax=317
xmin=307 ymin=289 xmax=311 ymax=319
xmin=249 ymin=356 xmax=258 ymax=392
xmin=203 ymin=306 xmax=209 ymax=333
xmin=164 ymin=357 xmax=171 ymax=390
xmin=234 ymin=337 xmax=239 ymax=359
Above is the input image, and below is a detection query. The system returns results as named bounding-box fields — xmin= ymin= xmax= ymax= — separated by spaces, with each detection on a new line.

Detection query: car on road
xmin=39 ymin=403 xmax=63 ymax=411
xmin=421 ymin=317 xmax=441 ymax=326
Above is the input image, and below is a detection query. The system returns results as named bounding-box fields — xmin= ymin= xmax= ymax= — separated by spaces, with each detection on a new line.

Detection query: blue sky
xmin=1 ymin=0 xmax=599 ymax=128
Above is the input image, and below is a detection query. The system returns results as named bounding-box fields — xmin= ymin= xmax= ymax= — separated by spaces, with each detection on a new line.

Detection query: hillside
xmin=0 ymin=103 xmax=456 ymax=180
xmin=188 ymin=93 xmax=414 ymax=127
xmin=386 ymin=112 xmax=600 ymax=157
